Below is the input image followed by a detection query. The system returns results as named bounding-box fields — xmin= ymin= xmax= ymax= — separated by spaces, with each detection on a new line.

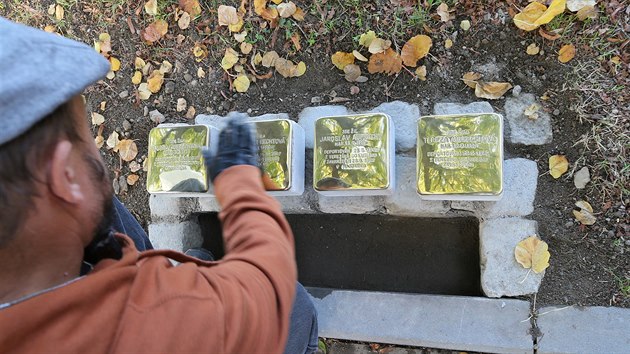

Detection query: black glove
xmin=203 ymin=116 xmax=259 ymax=182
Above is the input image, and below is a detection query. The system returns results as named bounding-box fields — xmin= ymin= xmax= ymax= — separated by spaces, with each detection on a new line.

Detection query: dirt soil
xmin=3 ymin=0 xmax=628 ymax=312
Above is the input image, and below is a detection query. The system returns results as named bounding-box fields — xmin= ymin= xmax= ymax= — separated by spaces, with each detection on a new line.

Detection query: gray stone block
xmin=197 ymin=196 xmax=221 ymax=212
xmin=148 ymin=220 xmax=203 ymax=252
xmin=451 ymin=158 xmax=538 ymax=218
xmin=480 ymin=217 xmax=543 ymax=298
xmin=307 ymin=288 xmax=532 ymax=353
xmin=384 ymin=156 xmax=450 ymax=216
xmin=433 ymin=101 xmax=494 ymax=115
xmin=298 ymin=105 xmax=350 ymax=148
xmin=368 ymin=101 xmax=420 ymax=152
xmin=318 ymin=195 xmax=383 ymax=214
xmin=504 ymin=93 xmax=553 ymax=145
xmin=275 ymin=187 xmax=318 ymax=214
xmin=537 ymin=305 xmax=630 ymax=354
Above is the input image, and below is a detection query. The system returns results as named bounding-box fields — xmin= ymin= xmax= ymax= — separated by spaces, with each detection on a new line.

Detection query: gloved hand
xmin=203 ymin=116 xmax=259 ymax=182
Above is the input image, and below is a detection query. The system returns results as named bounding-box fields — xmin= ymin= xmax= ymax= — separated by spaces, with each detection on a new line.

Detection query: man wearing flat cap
xmin=0 ymin=17 xmax=317 ymax=353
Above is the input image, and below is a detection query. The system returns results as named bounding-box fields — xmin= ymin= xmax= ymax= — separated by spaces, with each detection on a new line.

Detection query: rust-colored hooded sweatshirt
xmin=0 ymin=165 xmax=297 ymax=353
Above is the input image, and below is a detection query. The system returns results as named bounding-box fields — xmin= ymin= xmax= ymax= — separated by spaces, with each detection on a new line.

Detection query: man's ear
xmin=48 ymin=140 xmax=84 ymax=204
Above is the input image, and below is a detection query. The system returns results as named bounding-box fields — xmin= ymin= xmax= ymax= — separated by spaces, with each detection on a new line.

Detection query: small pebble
xmin=565 ymin=221 xmax=574 ymax=228
xmin=247 ymin=108 xmax=252 ymax=114
xmin=553 ymin=109 xmax=560 ymax=116
xmin=177 ymin=98 xmax=187 ymax=112
xmin=143 ymin=106 xmax=149 ymax=116
xmin=118 ymin=90 xmax=129 ymax=99
xmin=122 ymin=119 xmax=132 ymax=131
xmin=499 ymin=32 xmax=507 ymax=40
xmin=118 ymin=176 xmax=128 ymax=194
xmin=164 ymin=82 xmax=175 ymax=94
xmin=625 ymin=240 xmax=630 ymax=246
xmin=311 ymin=96 xmax=322 ymax=104
xmin=512 ymin=85 xmax=522 ymax=97
xmin=149 ymin=109 xmax=165 ymax=124
xmin=184 ymin=73 xmax=193 ymax=82
xmin=112 ymin=178 xmax=120 ymax=195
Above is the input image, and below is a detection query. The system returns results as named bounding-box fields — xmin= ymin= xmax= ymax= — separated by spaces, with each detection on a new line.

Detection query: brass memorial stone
xmin=314 ymin=113 xmax=394 ymax=195
xmin=416 ymin=113 xmax=503 ymax=200
xmin=146 ymin=125 xmax=209 ymax=193
xmin=254 ymin=120 xmax=293 ymax=191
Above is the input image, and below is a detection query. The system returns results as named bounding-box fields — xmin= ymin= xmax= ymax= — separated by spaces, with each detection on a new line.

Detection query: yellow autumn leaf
xmin=55 ymin=4 xmax=64 ymax=21
xmin=44 ymin=25 xmax=56 ymax=33
xmin=109 ymin=57 xmax=121 ymax=72
xmin=359 ymin=30 xmax=376 ymax=48
xmin=331 ymin=51 xmax=355 ymax=70
xmin=117 ymin=139 xmax=138 ymax=162
xmin=292 ymin=7 xmax=305 ymax=21
xmin=514 ymin=235 xmax=550 ymax=274
xmin=234 ymin=75 xmax=250 ymax=92
xmin=474 ymin=81 xmax=513 ymax=100
xmin=159 ymin=60 xmax=173 ymax=74
xmin=221 ymin=48 xmax=239 ymax=70
xmin=193 ymin=43 xmax=208 ymax=62
xmin=147 ymin=70 xmax=164 ymax=93
xmin=132 ymin=71 xmax=142 ymax=85
xmin=134 ymin=57 xmax=146 ymax=70
xmin=95 ymin=33 xmax=111 ymax=56
xmin=229 ymin=19 xmax=244 ymax=32
xmin=416 ymin=65 xmax=427 ymax=81
xmin=274 ymin=58 xmax=302 ymax=78
xmin=254 ymin=0 xmax=278 ymax=21
xmin=573 ymin=200 xmax=596 ymax=225
xmin=295 ymin=61 xmax=306 ymax=77
xmin=513 ymin=0 xmax=565 ymax=32
xmin=462 ymin=72 xmax=481 ymax=88
xmin=145 ymin=0 xmax=158 ymax=15
xmin=262 ymin=51 xmax=279 ymax=67
xmin=179 ymin=0 xmax=201 ymax=17
xmin=240 ymin=42 xmax=253 ymax=55
xmin=401 ymin=34 xmax=432 ymax=67
xmin=558 ymin=44 xmax=576 ymax=63
xmin=91 ymin=112 xmax=105 ymax=125
xmin=549 ymin=155 xmax=569 ymax=178
xmin=526 ymin=43 xmax=540 ymax=55
xmin=445 ymin=39 xmax=453 ymax=49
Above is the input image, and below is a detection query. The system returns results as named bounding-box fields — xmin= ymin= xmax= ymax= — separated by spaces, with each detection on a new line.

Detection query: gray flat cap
xmin=0 ymin=17 xmax=110 ymax=146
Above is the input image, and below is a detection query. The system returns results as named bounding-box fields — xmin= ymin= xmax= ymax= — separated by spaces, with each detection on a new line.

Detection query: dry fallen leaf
xmin=142 ymin=19 xmax=168 ymax=43
xmin=109 ymin=57 xmax=121 ymax=72
xmin=474 ymin=81 xmax=512 ymax=100
xmin=436 ymin=3 xmax=452 ymax=22
xmin=416 ymin=65 xmax=427 ymax=81
xmin=234 ymin=31 xmax=247 ymax=42
xmin=134 ymin=57 xmax=146 ymax=70
xmin=254 ymin=0 xmax=279 ymax=21
xmin=352 ymin=50 xmax=368 ymax=62
xmin=343 ymin=64 xmax=361 ymax=82
xmin=240 ymin=42 xmax=253 ymax=55
xmin=524 ymin=103 xmax=540 ymax=120
xmin=145 ymin=0 xmax=158 ymax=16
xmin=275 ymin=58 xmax=306 ymax=78
xmin=193 ymin=43 xmax=209 ymax=62
xmin=95 ymin=135 xmax=104 ymax=149
xmin=117 ymin=140 xmax=138 ymax=162
xmin=44 ymin=25 xmax=56 ymax=33
xmin=460 ymin=20 xmax=471 ymax=31
xmin=55 ymin=4 xmax=64 ymax=21
xmin=127 ymin=174 xmax=140 ymax=186
xmin=513 ymin=0 xmax=566 ymax=31
xmin=221 ymin=48 xmax=239 ymax=70
xmin=176 ymin=98 xmax=187 ymax=112
xmin=138 ymin=83 xmax=151 ymax=100
xmin=462 ymin=71 xmax=481 ymax=88
xmin=445 ymin=38 xmax=453 ymax=49
xmin=94 ymin=33 xmax=111 ymax=57
xmin=331 ymin=51 xmax=355 ymax=70
xmin=147 ymin=70 xmax=164 ymax=93
xmin=368 ymin=38 xmax=392 ymax=54
xmin=539 ymin=28 xmax=561 ymax=41
xmin=185 ymin=106 xmax=196 ymax=119
xmin=197 ymin=67 xmax=206 ymax=78
xmin=132 ymin=71 xmax=142 ymax=85
xmin=159 ymin=60 xmax=173 ymax=74
xmin=576 ymin=5 xmax=598 ymax=20
xmin=566 ymin=0 xmax=596 ymax=12
xmin=574 ymin=166 xmax=590 ymax=189
xmin=359 ymin=30 xmax=377 ymax=48
xmin=558 ymin=44 xmax=576 ymax=63
xmin=218 ymin=5 xmax=239 ymax=26
xmin=179 ymin=0 xmax=201 ymax=17
xmin=573 ymin=200 xmax=596 ymax=225
xmin=262 ymin=51 xmax=279 ymax=67
xmin=234 ymin=74 xmax=250 ymax=92
xmin=401 ymin=34 xmax=432 ymax=67
xmin=106 ymin=131 xmax=120 ymax=151
xmin=292 ymin=7 xmax=305 ymax=21
xmin=526 ymin=43 xmax=540 ymax=55
xmin=178 ymin=11 xmax=191 ymax=29
xmin=549 ymin=155 xmax=569 ymax=178
xmin=91 ymin=112 xmax=105 ymax=125
xmin=129 ymin=161 xmax=142 ymax=173
xmin=514 ymin=235 xmax=550 ymax=274
xmin=277 ymin=1 xmax=297 ymax=18
xmin=367 ymin=48 xmax=402 ymax=75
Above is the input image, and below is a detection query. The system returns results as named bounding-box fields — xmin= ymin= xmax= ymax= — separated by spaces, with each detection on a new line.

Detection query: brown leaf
xmin=147 ymin=70 xmax=164 ymax=93
xmin=558 ymin=44 xmax=576 ymax=63
xmin=292 ymin=7 xmax=305 ymax=21
xmin=179 ymin=0 xmax=201 ymax=17
xmin=117 ymin=140 xmax=138 ymax=162
xmin=474 ymin=81 xmax=513 ymax=99
xmin=539 ymin=28 xmax=561 ymax=41
xmin=178 ymin=11 xmax=191 ymax=29
xmin=218 ymin=5 xmax=239 ymax=26
xmin=367 ymin=48 xmax=402 ymax=75
xmin=290 ymin=32 xmax=301 ymax=51
xmin=344 ymin=64 xmax=361 ymax=82
xmin=141 ymin=19 xmax=168 ymax=43
xmin=401 ymin=34 xmax=432 ymax=67
xmin=462 ymin=71 xmax=481 ymax=88
xmin=127 ymin=174 xmax=140 ymax=186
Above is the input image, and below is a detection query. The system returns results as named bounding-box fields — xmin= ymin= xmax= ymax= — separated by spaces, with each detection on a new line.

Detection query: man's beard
xmin=82 ymin=154 xmax=122 ymax=265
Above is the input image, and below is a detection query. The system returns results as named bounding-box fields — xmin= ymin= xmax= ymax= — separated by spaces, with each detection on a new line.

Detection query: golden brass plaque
xmin=254 ymin=120 xmax=292 ymax=191
xmin=314 ymin=114 xmax=391 ymax=191
xmin=417 ymin=114 xmax=503 ymax=197
xmin=146 ymin=125 xmax=209 ymax=193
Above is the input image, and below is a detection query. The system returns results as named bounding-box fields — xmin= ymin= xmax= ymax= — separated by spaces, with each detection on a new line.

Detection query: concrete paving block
xmin=275 ymin=187 xmax=319 ymax=214
xmin=433 ymin=101 xmax=494 ymax=115
xmin=384 ymin=156 xmax=450 ymax=216
xmin=327 ymin=342 xmax=426 ymax=354
xmin=451 ymin=158 xmax=538 ymax=218
xmin=307 ymin=288 xmax=533 ymax=353
xmin=537 ymin=305 xmax=630 ymax=354
xmin=298 ymin=105 xmax=350 ymax=148
xmin=149 ymin=194 xmax=182 ymax=220
xmin=318 ymin=195 xmax=383 ymax=214
xmin=197 ymin=196 xmax=221 ymax=212
xmin=480 ymin=217 xmax=543 ymax=298
xmin=195 ymin=111 xmax=248 ymax=129
xmin=367 ymin=101 xmax=420 ymax=151
xmin=148 ymin=220 xmax=203 ymax=252
xmin=504 ymin=93 xmax=553 ymax=145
